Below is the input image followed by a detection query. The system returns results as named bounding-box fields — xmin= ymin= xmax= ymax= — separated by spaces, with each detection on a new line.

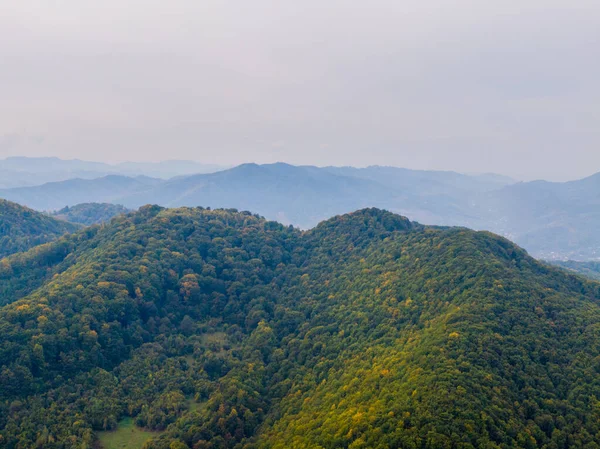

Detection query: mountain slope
xmin=481 ymin=173 xmax=600 ymax=260
xmin=1 ymin=207 xmax=600 ymax=448
xmin=0 ymin=175 xmax=161 ymax=211
xmin=51 ymin=203 xmax=131 ymax=225
xmin=0 ymin=199 xmax=79 ymax=258
xmin=551 ymin=260 xmax=600 ymax=281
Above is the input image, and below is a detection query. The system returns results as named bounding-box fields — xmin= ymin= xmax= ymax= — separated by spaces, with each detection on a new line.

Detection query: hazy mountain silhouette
xmin=1 ymin=161 xmax=599 ymax=259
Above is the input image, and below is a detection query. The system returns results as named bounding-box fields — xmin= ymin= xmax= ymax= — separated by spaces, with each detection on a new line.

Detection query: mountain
xmin=51 ymin=203 xmax=131 ymax=225
xmin=117 ymin=163 xmax=394 ymax=226
xmin=112 ymin=160 xmax=227 ymax=178
xmin=3 ymin=161 xmax=600 ymax=259
xmin=481 ymin=172 xmax=600 ymax=260
xmin=0 ymin=199 xmax=79 ymax=258
xmin=0 ymin=167 xmax=118 ymax=189
xmin=0 ymin=175 xmax=161 ymax=211
xmin=0 ymin=163 xmax=512 ymax=227
xmin=115 ymin=163 xmax=512 ymax=228
xmin=0 ymin=157 xmax=226 ymax=187
xmin=551 ymin=260 xmax=600 ymax=281
xmin=323 ymin=165 xmax=513 ymax=195
xmin=1 ymin=207 xmax=600 ymax=448
xmin=114 ymin=165 xmax=600 ymax=259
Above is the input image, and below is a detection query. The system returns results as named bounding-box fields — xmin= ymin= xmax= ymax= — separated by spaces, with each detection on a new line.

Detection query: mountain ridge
xmin=0 ymin=163 xmax=599 ymax=258
xmin=0 ymin=199 xmax=79 ymax=259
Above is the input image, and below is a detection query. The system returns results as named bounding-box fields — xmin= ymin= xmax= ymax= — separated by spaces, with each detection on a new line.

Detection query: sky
xmin=0 ymin=0 xmax=599 ymax=181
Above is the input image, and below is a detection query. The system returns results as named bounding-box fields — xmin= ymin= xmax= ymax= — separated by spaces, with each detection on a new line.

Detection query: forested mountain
xmin=551 ymin=260 xmax=600 ymax=281
xmin=1 ymin=206 xmax=600 ymax=448
xmin=1 ymin=162 xmax=600 ymax=259
xmin=51 ymin=203 xmax=131 ymax=225
xmin=0 ymin=199 xmax=79 ymax=258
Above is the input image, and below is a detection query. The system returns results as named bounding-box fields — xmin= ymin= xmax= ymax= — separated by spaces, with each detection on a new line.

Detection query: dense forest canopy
xmin=0 ymin=206 xmax=600 ymax=449
xmin=51 ymin=202 xmax=131 ymax=225
xmin=0 ymin=199 xmax=79 ymax=259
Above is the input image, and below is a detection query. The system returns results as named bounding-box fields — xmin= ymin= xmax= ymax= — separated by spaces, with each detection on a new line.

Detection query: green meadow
xmin=97 ymin=418 xmax=159 ymax=449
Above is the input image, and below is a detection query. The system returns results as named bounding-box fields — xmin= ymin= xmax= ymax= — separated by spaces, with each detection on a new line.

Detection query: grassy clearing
xmin=97 ymin=417 xmax=159 ymax=449
xmin=188 ymin=399 xmax=208 ymax=414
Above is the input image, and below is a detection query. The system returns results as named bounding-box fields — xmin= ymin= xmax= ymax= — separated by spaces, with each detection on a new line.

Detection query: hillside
xmin=480 ymin=173 xmax=600 ymax=260
xmin=551 ymin=260 xmax=600 ymax=281
xmin=52 ymin=203 xmax=131 ymax=225
xmin=1 ymin=207 xmax=600 ymax=448
xmin=0 ymin=175 xmax=161 ymax=211
xmin=0 ymin=199 xmax=79 ymax=259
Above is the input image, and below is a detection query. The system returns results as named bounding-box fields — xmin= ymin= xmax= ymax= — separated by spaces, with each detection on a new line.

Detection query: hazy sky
xmin=1 ymin=0 xmax=599 ymax=181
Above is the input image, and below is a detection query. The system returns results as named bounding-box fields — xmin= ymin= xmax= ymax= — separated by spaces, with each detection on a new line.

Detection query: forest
xmin=51 ymin=203 xmax=130 ymax=226
xmin=551 ymin=260 xmax=600 ymax=281
xmin=0 ymin=199 xmax=79 ymax=259
xmin=1 ymin=205 xmax=600 ymax=449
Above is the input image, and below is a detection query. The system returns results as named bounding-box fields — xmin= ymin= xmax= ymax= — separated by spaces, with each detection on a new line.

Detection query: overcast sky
xmin=1 ymin=1 xmax=598 ymax=181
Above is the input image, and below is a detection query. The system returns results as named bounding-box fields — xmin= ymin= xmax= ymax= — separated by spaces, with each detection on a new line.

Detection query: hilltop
xmin=0 ymin=199 xmax=79 ymax=258
xmin=51 ymin=203 xmax=131 ymax=225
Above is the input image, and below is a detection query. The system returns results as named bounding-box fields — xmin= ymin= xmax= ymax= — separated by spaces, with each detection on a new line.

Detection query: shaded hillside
xmin=551 ymin=260 xmax=600 ymax=281
xmin=0 ymin=199 xmax=79 ymax=259
xmin=1 ymin=207 xmax=600 ymax=448
xmin=0 ymin=175 xmax=161 ymax=211
xmin=52 ymin=203 xmax=131 ymax=225
xmin=478 ymin=172 xmax=600 ymax=260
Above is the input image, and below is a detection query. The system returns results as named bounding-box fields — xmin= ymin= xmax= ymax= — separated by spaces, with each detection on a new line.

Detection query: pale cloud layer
xmin=1 ymin=0 xmax=599 ymax=180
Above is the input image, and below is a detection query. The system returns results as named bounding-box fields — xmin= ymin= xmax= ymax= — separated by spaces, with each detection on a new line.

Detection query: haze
xmin=1 ymin=0 xmax=599 ymax=181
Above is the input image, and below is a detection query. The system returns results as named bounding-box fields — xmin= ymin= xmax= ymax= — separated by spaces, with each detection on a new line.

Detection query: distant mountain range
xmin=0 ymin=163 xmax=509 ymax=227
xmin=0 ymin=160 xmax=598 ymax=260
xmin=0 ymin=175 xmax=160 ymax=210
xmin=476 ymin=173 xmax=600 ymax=260
xmin=0 ymin=156 xmax=225 ymax=188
